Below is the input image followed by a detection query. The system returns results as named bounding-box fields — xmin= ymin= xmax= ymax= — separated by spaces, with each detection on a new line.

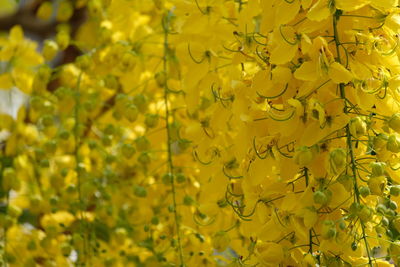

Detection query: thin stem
xmin=162 ymin=12 xmax=185 ymax=266
xmin=332 ymin=12 xmax=373 ymax=267
xmin=304 ymin=168 xmax=313 ymax=254
xmin=74 ymin=72 xmax=90 ymax=266
xmin=3 ymin=173 xmax=9 ymax=267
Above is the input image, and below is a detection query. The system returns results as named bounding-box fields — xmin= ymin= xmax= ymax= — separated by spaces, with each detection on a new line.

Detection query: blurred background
xmin=0 ymin=0 xmax=85 ymax=121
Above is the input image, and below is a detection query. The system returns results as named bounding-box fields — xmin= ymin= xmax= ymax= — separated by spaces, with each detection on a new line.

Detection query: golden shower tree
xmin=1 ymin=0 xmax=400 ymax=266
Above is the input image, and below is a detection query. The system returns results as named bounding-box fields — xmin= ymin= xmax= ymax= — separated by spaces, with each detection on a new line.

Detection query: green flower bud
xmin=313 ymin=190 xmax=328 ymax=205
xmin=321 ymin=220 xmax=336 ymax=239
xmin=390 ymin=185 xmax=400 ymax=196
xmin=212 ymin=231 xmax=231 ymax=252
xmin=155 ymin=71 xmax=167 ymax=87
xmin=393 ymin=217 xmax=400 ymax=233
xmin=368 ymin=176 xmax=386 ymax=196
xmin=359 ymin=186 xmax=370 ymax=198
xmin=135 ymin=136 xmax=150 ymax=151
xmin=151 ymin=216 xmax=159 ymax=225
xmin=138 ymin=152 xmax=151 ymax=165
xmin=376 ymin=204 xmax=387 ymax=214
xmin=381 ymin=217 xmax=389 ymax=226
xmin=388 ymin=113 xmax=400 ymax=133
xmin=120 ymin=143 xmax=136 ymax=159
xmin=329 ymin=148 xmax=347 ymax=174
xmin=294 ymin=146 xmax=313 ymax=166
xmin=351 ymin=242 xmax=358 ymax=251
xmin=176 ymin=173 xmax=186 ymax=183
xmin=389 ymin=200 xmax=398 ymax=210
xmin=76 ymin=54 xmax=92 ymax=71
xmin=61 ymin=243 xmax=72 ymax=256
xmin=145 ymin=114 xmax=159 ymax=128
xmin=133 ymin=185 xmax=147 ymax=198
xmin=387 ymin=134 xmax=400 ymax=153
xmin=162 ymin=173 xmax=174 ymax=185
xmin=123 ymin=103 xmax=139 ymax=122
xmin=358 ymin=205 xmax=372 ymax=222
xmin=349 ymin=117 xmax=367 ymax=138
xmin=133 ymin=93 xmax=148 ymax=112
xmin=183 ymin=195 xmax=194 ymax=206
xmin=370 ymin=162 xmax=386 ymax=177
xmin=373 ymin=133 xmax=388 ymax=150
xmin=337 ymin=174 xmax=353 ymax=192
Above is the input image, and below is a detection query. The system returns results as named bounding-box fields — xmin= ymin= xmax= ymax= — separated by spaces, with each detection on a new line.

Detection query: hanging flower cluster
xmin=1 ymin=0 xmax=400 ymax=266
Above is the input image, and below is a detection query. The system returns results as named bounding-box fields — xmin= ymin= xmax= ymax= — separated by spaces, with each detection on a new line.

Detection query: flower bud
xmin=302 ymin=253 xmax=315 ymax=266
xmin=43 ymin=40 xmax=59 ymax=61
xmin=376 ymin=203 xmax=387 ymax=214
xmin=57 ymin=1 xmax=73 ymax=22
xmin=329 ymin=148 xmax=347 ymax=174
xmin=61 ymin=243 xmax=72 ymax=256
xmin=337 ymin=174 xmax=353 ymax=192
xmin=212 ymin=231 xmax=231 ymax=252
xmin=138 ymin=152 xmax=151 ymax=165
xmin=155 ymin=71 xmax=167 ymax=87
xmin=370 ymin=162 xmax=386 ymax=177
xmin=390 ymin=185 xmax=400 ymax=196
xmin=135 ymin=136 xmax=150 ymax=151
xmin=390 ymin=200 xmax=398 ymax=210
xmin=120 ymin=143 xmax=136 ymax=159
xmin=145 ymin=114 xmax=159 ymax=128
xmin=368 ymin=176 xmax=386 ymax=195
xmin=294 ymin=146 xmax=313 ymax=166
xmin=56 ymin=30 xmax=70 ymax=50
xmin=313 ymin=190 xmax=327 ymax=205
xmin=321 ymin=220 xmax=336 ymax=239
xmin=358 ymin=205 xmax=372 ymax=222
xmin=2 ymin=168 xmax=17 ymax=191
xmin=390 ymin=241 xmax=400 ymax=257
xmin=133 ymin=185 xmax=147 ymax=198
xmin=387 ymin=134 xmax=400 ymax=153
xmin=119 ymin=52 xmax=136 ymax=72
xmin=359 ymin=186 xmax=370 ymax=197
xmin=133 ymin=93 xmax=148 ymax=112
xmin=76 ymin=54 xmax=92 ymax=71
xmin=123 ymin=103 xmax=139 ymax=122
xmin=349 ymin=117 xmax=367 ymax=138
xmin=36 ymin=2 xmax=53 ymax=20
xmin=373 ymin=133 xmax=388 ymax=150
xmin=393 ymin=217 xmax=400 ymax=233
xmin=388 ymin=113 xmax=400 ymax=133
xmin=115 ymin=227 xmax=127 ymax=244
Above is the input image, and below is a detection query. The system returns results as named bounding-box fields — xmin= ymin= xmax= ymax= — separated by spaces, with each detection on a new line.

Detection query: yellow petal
xmin=328 ymin=62 xmax=353 ymax=84
xmin=276 ymin=0 xmax=300 ymax=25
xmin=0 ymin=73 xmax=13 ymax=89
xmin=307 ymin=0 xmax=330 ymax=21
xmin=301 ymin=0 xmax=313 ymax=9
xmin=294 ymin=61 xmax=318 ymax=81
xmin=270 ymin=43 xmax=298 ymax=65
xmin=371 ymin=0 xmax=398 ymax=9
xmin=335 ymin=0 xmax=371 ymax=11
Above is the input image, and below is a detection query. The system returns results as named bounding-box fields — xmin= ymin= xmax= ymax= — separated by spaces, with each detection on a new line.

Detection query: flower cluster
xmin=1 ymin=0 xmax=400 ymax=266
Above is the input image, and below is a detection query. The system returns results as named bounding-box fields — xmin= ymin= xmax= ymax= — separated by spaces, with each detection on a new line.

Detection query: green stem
xmin=74 ymin=72 xmax=90 ymax=266
xmin=304 ymin=168 xmax=313 ymax=254
xmin=162 ymin=12 xmax=185 ymax=266
xmin=332 ymin=12 xmax=373 ymax=267
xmin=3 ymin=165 xmax=9 ymax=267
